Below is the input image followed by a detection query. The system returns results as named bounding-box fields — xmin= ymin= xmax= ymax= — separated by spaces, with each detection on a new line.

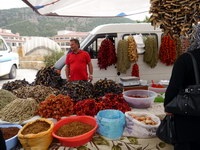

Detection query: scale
xmin=119 ymin=76 xmax=140 ymax=87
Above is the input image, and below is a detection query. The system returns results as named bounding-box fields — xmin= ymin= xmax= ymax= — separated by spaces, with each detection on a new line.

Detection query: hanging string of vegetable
xmin=131 ymin=63 xmax=139 ymax=77
xmin=175 ymin=37 xmax=182 ymax=58
xmin=159 ymin=35 xmax=177 ymax=65
xmin=143 ymin=35 xmax=158 ymax=68
xmin=97 ymin=38 xmax=117 ymax=69
xmin=127 ymin=35 xmax=138 ymax=62
xmin=117 ymin=39 xmax=131 ymax=73
xmin=180 ymin=36 xmax=190 ymax=53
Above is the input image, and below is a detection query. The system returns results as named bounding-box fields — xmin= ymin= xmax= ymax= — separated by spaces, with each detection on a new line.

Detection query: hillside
xmin=0 ymin=7 xmax=137 ymax=37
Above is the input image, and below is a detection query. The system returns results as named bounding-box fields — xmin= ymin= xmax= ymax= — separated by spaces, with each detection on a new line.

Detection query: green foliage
xmin=44 ymin=51 xmax=65 ymax=67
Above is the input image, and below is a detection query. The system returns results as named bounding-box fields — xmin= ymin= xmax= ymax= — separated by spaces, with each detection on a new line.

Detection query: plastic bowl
xmin=0 ymin=124 xmax=22 ymax=150
xmin=148 ymin=83 xmax=167 ymax=94
xmin=52 ymin=115 xmax=98 ymax=147
xmin=123 ymin=90 xmax=157 ymax=108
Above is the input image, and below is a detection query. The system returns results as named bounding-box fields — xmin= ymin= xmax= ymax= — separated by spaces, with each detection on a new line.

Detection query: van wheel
xmin=9 ymin=65 xmax=17 ymax=79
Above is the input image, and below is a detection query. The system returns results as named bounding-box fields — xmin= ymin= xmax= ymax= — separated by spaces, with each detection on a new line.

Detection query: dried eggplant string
xmin=0 ymin=98 xmax=38 ymax=123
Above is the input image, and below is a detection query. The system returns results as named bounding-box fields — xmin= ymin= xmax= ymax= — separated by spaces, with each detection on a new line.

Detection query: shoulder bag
xmin=156 ymin=115 xmax=176 ymax=144
xmin=165 ymin=52 xmax=200 ymax=116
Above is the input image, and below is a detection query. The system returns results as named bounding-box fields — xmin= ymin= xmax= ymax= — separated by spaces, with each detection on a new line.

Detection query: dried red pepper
xmin=131 ymin=63 xmax=139 ymax=77
xmin=159 ymin=35 xmax=177 ymax=65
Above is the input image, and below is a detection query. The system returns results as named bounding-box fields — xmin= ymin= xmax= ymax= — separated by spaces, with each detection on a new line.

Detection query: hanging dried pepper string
xmin=159 ymin=35 xmax=177 ymax=65
xmin=131 ymin=63 xmax=139 ymax=77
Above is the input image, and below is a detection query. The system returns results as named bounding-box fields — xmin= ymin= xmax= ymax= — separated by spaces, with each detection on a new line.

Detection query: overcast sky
xmin=0 ymin=0 xmax=150 ymax=20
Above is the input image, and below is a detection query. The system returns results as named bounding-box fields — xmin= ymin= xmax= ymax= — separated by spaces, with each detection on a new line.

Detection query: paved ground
xmin=0 ymin=69 xmax=38 ymax=88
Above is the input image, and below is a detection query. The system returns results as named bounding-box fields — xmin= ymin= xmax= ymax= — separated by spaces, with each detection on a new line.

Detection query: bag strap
xmin=187 ymin=52 xmax=200 ymax=84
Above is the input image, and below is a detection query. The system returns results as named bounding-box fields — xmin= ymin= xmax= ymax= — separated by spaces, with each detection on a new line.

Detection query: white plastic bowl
xmin=148 ymin=83 xmax=167 ymax=94
xmin=0 ymin=124 xmax=22 ymax=150
xmin=123 ymin=90 xmax=157 ymax=108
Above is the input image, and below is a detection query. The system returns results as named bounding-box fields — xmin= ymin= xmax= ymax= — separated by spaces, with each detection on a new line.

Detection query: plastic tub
xmin=148 ymin=83 xmax=167 ymax=94
xmin=123 ymin=90 xmax=157 ymax=108
xmin=52 ymin=115 xmax=98 ymax=147
xmin=0 ymin=124 xmax=22 ymax=150
xmin=96 ymin=109 xmax=125 ymax=140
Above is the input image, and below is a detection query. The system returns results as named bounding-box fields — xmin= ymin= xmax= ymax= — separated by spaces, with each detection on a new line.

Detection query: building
xmin=51 ymin=30 xmax=89 ymax=51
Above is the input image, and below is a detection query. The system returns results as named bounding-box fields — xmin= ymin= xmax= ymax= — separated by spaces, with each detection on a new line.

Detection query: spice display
xmin=2 ymin=79 xmax=30 ymax=92
xmin=0 ymin=89 xmax=17 ymax=110
xmin=93 ymin=78 xmax=123 ymax=98
xmin=34 ymin=66 xmax=66 ymax=89
xmin=0 ymin=98 xmax=38 ymax=123
xmin=0 ymin=127 xmax=20 ymax=140
xmin=74 ymin=99 xmax=98 ymax=116
xmin=127 ymin=35 xmax=138 ymax=62
xmin=159 ymin=35 xmax=177 ymax=65
xmin=96 ymin=93 xmax=131 ymax=113
xmin=36 ymin=94 xmax=74 ymax=120
xmin=21 ymin=120 xmax=50 ymax=135
xmin=117 ymin=39 xmax=131 ymax=73
xmin=143 ymin=35 xmax=158 ymax=68
xmin=97 ymin=38 xmax=117 ymax=69
xmin=60 ymin=80 xmax=94 ymax=101
xmin=56 ymin=121 xmax=94 ymax=137
xmin=12 ymin=85 xmax=59 ymax=103
xmin=74 ymin=94 xmax=131 ymax=116
xmin=131 ymin=63 xmax=139 ymax=77
xmin=149 ymin=0 xmax=200 ymax=38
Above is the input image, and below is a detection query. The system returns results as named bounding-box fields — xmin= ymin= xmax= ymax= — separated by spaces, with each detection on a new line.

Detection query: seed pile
xmin=0 ymin=89 xmax=17 ymax=110
xmin=2 ymin=79 xmax=30 ymax=92
xmin=12 ymin=85 xmax=59 ymax=103
xmin=60 ymin=80 xmax=94 ymax=101
xmin=0 ymin=98 xmax=38 ymax=123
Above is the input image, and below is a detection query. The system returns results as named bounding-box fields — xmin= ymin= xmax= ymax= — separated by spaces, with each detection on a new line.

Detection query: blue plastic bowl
xmin=0 ymin=124 xmax=22 ymax=150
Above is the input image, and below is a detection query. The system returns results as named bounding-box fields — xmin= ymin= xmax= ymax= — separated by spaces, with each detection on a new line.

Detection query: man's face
xmin=70 ymin=41 xmax=79 ymax=51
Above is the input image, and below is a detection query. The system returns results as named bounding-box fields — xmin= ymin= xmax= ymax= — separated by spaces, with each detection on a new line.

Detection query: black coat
xmin=164 ymin=49 xmax=200 ymax=142
xmin=0 ymin=129 xmax=6 ymax=150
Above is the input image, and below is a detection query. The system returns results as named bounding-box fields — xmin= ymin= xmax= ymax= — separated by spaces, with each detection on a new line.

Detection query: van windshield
xmin=0 ymin=39 xmax=7 ymax=51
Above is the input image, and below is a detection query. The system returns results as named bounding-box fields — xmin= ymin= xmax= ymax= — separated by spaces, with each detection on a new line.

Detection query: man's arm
xmin=65 ymin=65 xmax=70 ymax=80
xmin=88 ymin=61 xmax=93 ymax=81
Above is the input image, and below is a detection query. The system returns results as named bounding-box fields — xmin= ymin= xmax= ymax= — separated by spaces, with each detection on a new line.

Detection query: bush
xmin=44 ymin=51 xmax=64 ymax=67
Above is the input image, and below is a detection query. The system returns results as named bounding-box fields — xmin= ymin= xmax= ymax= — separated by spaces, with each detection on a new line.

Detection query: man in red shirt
xmin=65 ymin=38 xmax=93 ymax=81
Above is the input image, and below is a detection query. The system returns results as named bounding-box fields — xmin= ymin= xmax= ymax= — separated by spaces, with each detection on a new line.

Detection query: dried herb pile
xmin=2 ymin=79 xmax=30 ymax=92
xmin=0 ymin=89 xmax=17 ymax=110
xmin=12 ymin=85 xmax=59 ymax=103
xmin=0 ymin=98 xmax=38 ymax=123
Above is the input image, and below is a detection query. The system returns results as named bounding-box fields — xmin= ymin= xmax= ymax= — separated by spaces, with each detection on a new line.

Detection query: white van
xmin=55 ymin=23 xmax=173 ymax=83
xmin=0 ymin=36 xmax=19 ymax=79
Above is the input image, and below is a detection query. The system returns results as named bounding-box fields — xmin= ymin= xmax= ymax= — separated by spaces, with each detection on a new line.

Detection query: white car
xmin=0 ymin=36 xmax=19 ymax=79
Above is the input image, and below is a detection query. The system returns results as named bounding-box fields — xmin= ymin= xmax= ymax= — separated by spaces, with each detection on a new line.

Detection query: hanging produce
xmin=131 ymin=63 xmax=139 ymax=77
xmin=149 ymin=0 xmax=200 ymax=38
xmin=159 ymin=35 xmax=177 ymax=66
xmin=175 ymin=37 xmax=182 ymax=58
xmin=143 ymin=35 xmax=158 ymax=68
xmin=117 ymin=39 xmax=131 ymax=73
xmin=97 ymin=38 xmax=117 ymax=69
xmin=127 ymin=35 xmax=138 ymax=62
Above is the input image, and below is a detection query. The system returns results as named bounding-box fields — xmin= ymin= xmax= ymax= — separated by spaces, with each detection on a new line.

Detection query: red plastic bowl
xmin=52 ymin=115 xmax=98 ymax=147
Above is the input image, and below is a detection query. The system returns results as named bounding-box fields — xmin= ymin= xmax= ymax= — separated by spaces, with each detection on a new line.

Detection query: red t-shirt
xmin=66 ymin=50 xmax=91 ymax=81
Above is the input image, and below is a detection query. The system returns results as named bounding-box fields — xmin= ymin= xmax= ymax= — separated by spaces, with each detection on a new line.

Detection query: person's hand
xmin=165 ymin=112 xmax=173 ymax=116
xmin=88 ymin=74 xmax=93 ymax=82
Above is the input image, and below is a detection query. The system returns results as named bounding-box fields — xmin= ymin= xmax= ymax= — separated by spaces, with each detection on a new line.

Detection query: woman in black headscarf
xmin=164 ymin=24 xmax=200 ymax=150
